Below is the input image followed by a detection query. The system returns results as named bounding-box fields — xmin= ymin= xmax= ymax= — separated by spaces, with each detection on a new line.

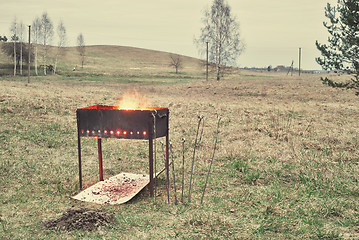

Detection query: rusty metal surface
xmin=76 ymin=105 xmax=168 ymax=139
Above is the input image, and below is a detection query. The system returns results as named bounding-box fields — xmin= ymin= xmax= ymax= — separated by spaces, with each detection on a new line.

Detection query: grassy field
xmin=1 ymin=46 xmax=359 ymax=239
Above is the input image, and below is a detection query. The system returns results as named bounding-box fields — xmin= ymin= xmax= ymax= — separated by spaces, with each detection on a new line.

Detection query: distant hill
xmin=0 ymin=43 xmax=206 ymax=77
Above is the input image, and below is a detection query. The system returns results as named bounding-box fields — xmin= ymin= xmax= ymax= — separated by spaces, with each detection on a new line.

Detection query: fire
xmin=117 ymin=89 xmax=154 ymax=110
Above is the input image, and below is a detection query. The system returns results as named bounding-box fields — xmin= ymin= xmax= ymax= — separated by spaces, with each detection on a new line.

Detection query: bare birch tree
xmin=9 ymin=17 xmax=18 ymax=76
xmin=77 ymin=33 xmax=85 ymax=69
xmin=54 ymin=20 xmax=67 ymax=74
xmin=195 ymin=0 xmax=245 ymax=80
xmin=40 ymin=12 xmax=54 ymax=75
xmin=32 ymin=17 xmax=41 ymax=75
xmin=18 ymin=21 xmax=25 ymax=75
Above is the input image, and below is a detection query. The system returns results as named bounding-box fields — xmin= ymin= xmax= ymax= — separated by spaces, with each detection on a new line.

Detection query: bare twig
xmin=188 ymin=115 xmax=204 ymax=202
xmin=161 ymin=141 xmax=170 ymax=203
xmin=201 ymin=115 xmax=221 ymax=204
xmin=170 ymin=143 xmax=178 ymax=205
xmin=198 ymin=117 xmax=205 ymax=145
xmin=181 ymin=138 xmax=186 ymax=202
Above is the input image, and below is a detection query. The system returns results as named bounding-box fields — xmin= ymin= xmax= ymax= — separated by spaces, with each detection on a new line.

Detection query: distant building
xmin=273 ymin=65 xmax=287 ymax=72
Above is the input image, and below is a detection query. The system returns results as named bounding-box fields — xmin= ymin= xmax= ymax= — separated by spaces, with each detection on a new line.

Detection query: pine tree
xmin=316 ymin=0 xmax=359 ymax=94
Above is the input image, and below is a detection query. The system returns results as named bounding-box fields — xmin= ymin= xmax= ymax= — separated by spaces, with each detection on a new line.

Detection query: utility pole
xmin=28 ymin=25 xmax=31 ymax=84
xmin=299 ymin=47 xmax=301 ymax=76
xmin=206 ymin=41 xmax=209 ymax=81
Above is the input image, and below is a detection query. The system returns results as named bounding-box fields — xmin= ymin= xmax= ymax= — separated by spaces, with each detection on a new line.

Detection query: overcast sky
xmin=1 ymin=0 xmax=336 ymax=70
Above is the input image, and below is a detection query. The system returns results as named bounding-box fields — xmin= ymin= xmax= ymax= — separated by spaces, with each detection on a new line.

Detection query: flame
xmin=117 ymin=89 xmax=154 ymax=110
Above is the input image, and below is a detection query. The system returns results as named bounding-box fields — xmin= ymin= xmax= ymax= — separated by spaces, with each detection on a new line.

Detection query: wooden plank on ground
xmin=72 ymin=172 xmax=149 ymax=205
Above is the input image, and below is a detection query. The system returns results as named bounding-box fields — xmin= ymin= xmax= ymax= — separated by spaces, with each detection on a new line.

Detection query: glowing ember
xmin=117 ymin=89 xmax=154 ymax=110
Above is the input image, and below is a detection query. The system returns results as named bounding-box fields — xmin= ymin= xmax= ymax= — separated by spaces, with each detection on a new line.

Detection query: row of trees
xmin=2 ymin=12 xmax=85 ymax=76
xmin=197 ymin=0 xmax=358 ymax=86
xmin=3 ymin=1 xmax=241 ymax=80
xmin=197 ymin=0 xmax=357 ymax=87
xmin=4 ymin=0 xmax=353 ymax=86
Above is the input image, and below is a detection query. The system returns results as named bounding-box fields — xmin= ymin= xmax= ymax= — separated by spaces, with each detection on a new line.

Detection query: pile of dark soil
xmin=42 ymin=207 xmax=114 ymax=231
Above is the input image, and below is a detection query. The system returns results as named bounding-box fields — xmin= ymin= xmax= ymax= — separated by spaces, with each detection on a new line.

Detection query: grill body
xmin=77 ymin=105 xmax=168 ymax=139
xmin=76 ymin=105 xmax=169 ymax=197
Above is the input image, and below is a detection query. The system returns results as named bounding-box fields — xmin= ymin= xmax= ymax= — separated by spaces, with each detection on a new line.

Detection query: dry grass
xmin=0 ymin=53 xmax=358 ymax=239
